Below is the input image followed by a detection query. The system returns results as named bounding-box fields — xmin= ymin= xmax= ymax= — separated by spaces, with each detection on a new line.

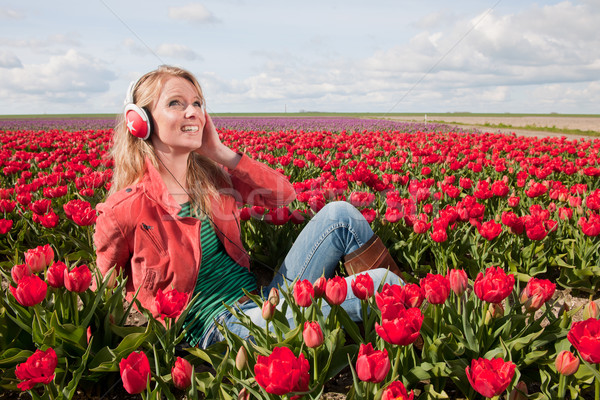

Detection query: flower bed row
xmin=1 ymin=118 xmax=600 ymax=399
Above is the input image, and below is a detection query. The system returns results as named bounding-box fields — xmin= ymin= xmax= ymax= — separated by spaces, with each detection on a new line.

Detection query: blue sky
xmin=1 ymin=0 xmax=599 ymax=115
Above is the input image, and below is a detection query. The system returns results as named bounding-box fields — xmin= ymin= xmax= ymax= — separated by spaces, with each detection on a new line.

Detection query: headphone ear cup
xmin=124 ymin=103 xmax=151 ymax=140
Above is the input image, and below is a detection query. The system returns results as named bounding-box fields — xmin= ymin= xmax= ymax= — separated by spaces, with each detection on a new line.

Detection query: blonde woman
xmin=94 ymin=65 xmax=402 ymax=348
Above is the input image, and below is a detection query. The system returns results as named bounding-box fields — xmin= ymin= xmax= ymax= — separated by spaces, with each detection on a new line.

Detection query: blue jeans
xmin=198 ymin=201 xmax=402 ymax=348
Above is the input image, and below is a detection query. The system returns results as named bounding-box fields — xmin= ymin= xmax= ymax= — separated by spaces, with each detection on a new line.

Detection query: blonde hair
xmin=108 ymin=65 xmax=230 ymax=215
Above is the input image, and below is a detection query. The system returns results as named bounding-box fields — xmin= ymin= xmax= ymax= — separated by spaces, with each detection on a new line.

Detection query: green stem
xmin=265 ymin=321 xmax=270 ymax=347
xmin=361 ymin=301 xmax=369 ymax=343
xmin=390 ymin=346 xmax=402 ymax=382
xmin=594 ymin=364 xmax=600 ymax=400
xmin=557 ymin=374 xmax=567 ymax=400
xmin=434 ymin=304 xmax=440 ymax=340
xmin=71 ymin=291 xmax=79 ymax=326
xmin=478 ymin=302 xmax=490 ymax=352
xmin=312 ymin=348 xmax=319 ymax=382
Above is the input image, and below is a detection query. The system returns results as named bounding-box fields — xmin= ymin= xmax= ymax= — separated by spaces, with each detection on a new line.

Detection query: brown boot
xmin=343 ymin=234 xmax=405 ymax=281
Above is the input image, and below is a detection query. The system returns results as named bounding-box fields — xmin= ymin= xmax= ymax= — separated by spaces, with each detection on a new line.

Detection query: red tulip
xmin=171 ymin=357 xmax=193 ymax=390
xmin=262 ymin=300 xmax=275 ymax=320
xmin=155 ymin=288 xmax=188 ymax=320
xmin=477 ymin=219 xmax=503 ymax=240
xmin=303 ymin=321 xmax=324 ymax=348
xmin=0 ymin=218 xmax=13 ymax=234
xmin=10 ymin=275 xmax=47 ymax=307
xmin=119 ymin=351 xmax=152 ymax=394
xmin=420 ymin=273 xmax=450 ymax=305
xmin=376 ymin=307 xmax=423 ymax=346
xmin=63 ymin=264 xmax=92 ymax=293
xmin=579 ymin=213 xmax=600 ymax=237
xmin=473 ymin=266 xmax=515 ymax=304
xmin=448 ymin=269 xmax=468 ymax=296
xmin=24 ymin=244 xmax=54 ymax=273
xmin=46 ymin=261 xmax=67 ymax=288
xmin=430 ymin=227 xmax=448 ymax=242
xmin=32 ymin=211 xmax=59 ymax=228
xmin=568 ymin=318 xmax=600 ymax=363
xmin=351 ymin=273 xmax=374 ymax=300
xmin=519 ymin=277 xmax=556 ymax=312
xmin=15 ymin=348 xmax=57 ymax=391
xmin=466 ymin=357 xmax=516 ymax=398
xmin=381 ymin=381 xmax=415 ymax=400
xmin=401 ymin=283 xmax=425 ymax=308
xmin=293 ymin=279 xmax=315 ymax=307
xmin=525 ymin=221 xmax=548 ymax=240
xmin=11 ymin=263 xmax=31 ymax=284
xmin=325 ymin=276 xmax=347 ymax=305
xmin=29 ymin=199 xmax=52 ymax=215
xmin=254 ymin=346 xmax=310 ymax=396
xmin=356 ymin=343 xmax=390 ymax=383
xmin=555 ymin=350 xmax=579 ymax=376
xmin=361 ymin=208 xmax=377 ymax=223
xmin=312 ymin=276 xmax=326 ymax=298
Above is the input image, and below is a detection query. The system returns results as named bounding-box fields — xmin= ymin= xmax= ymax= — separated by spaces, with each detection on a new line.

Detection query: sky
xmin=1 ymin=0 xmax=599 ymax=115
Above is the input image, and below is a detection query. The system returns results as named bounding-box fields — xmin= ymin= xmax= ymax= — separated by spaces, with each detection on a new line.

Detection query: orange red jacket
xmin=94 ymin=154 xmax=296 ymax=318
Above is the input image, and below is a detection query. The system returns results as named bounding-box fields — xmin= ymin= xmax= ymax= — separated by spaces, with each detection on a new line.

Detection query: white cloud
xmin=0 ymin=52 xmax=22 ymax=68
xmin=0 ymin=49 xmax=115 ymax=95
xmin=156 ymin=44 xmax=201 ymax=61
xmin=0 ymin=7 xmax=24 ymax=19
xmin=0 ymin=34 xmax=81 ymax=52
xmin=168 ymin=3 xmax=219 ymax=24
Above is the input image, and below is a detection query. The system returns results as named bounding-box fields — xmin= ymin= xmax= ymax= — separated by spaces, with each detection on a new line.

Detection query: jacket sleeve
xmin=227 ymin=153 xmax=296 ymax=207
xmin=93 ymin=202 xmax=131 ymax=278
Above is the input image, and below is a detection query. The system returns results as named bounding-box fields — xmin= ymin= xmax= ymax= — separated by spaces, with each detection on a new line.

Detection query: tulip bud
xmin=238 ymin=388 xmax=250 ymax=400
xmin=87 ymin=326 xmax=92 ymax=345
xmin=262 ymin=300 xmax=275 ymax=321
xmin=485 ymin=302 xmax=504 ymax=324
xmin=555 ymin=350 xmax=579 ymax=376
xmin=235 ymin=346 xmax=248 ymax=371
xmin=268 ymin=287 xmax=279 ymax=307
xmin=448 ymin=269 xmax=468 ymax=296
xmin=313 ymin=276 xmax=326 ymax=298
xmin=583 ymin=301 xmax=600 ymax=320
xmin=509 ymin=381 xmax=528 ymax=400
xmin=325 ymin=276 xmax=347 ymax=305
xmin=171 ymin=357 xmax=193 ymax=390
xmin=303 ymin=321 xmax=324 ymax=348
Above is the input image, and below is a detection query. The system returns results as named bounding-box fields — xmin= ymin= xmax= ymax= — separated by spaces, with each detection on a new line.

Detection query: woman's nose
xmin=184 ymin=104 xmax=200 ymax=117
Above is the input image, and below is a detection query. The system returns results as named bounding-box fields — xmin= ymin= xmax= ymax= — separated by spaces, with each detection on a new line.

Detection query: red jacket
xmin=94 ymin=154 xmax=296 ymax=317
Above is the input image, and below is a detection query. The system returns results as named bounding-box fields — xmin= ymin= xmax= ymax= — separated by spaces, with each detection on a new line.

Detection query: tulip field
xmin=2 ymin=116 xmax=600 ymax=399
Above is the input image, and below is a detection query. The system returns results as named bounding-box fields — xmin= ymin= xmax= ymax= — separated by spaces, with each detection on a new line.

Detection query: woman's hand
xmin=195 ymin=110 xmax=241 ymax=169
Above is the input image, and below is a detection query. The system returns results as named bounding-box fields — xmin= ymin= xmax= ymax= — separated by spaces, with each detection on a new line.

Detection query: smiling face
xmin=149 ymin=76 xmax=206 ymax=156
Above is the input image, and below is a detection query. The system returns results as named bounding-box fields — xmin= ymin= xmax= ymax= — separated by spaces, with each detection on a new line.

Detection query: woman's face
xmin=150 ymin=76 xmax=206 ymax=156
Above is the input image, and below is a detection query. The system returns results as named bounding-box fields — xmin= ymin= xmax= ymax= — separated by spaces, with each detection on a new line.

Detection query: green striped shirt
xmin=179 ymin=202 xmax=257 ymax=346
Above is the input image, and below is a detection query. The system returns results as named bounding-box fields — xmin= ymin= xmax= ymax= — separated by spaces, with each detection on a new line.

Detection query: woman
xmin=94 ymin=65 xmax=403 ymax=349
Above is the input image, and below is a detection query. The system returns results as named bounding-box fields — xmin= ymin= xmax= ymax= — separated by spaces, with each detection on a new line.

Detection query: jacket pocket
xmin=140 ymin=223 xmax=168 ymax=256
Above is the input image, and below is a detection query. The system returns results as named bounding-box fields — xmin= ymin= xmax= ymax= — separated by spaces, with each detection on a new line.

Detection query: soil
xmin=387 ymin=115 xmax=600 ymax=140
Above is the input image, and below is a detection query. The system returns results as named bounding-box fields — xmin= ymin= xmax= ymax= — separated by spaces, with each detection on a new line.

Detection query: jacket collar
xmin=141 ymin=157 xmax=182 ymax=215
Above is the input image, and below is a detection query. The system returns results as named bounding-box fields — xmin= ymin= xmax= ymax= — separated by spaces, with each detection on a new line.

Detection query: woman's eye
xmin=193 ymin=101 xmax=203 ymax=108
xmin=169 ymin=100 xmax=182 ymax=107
